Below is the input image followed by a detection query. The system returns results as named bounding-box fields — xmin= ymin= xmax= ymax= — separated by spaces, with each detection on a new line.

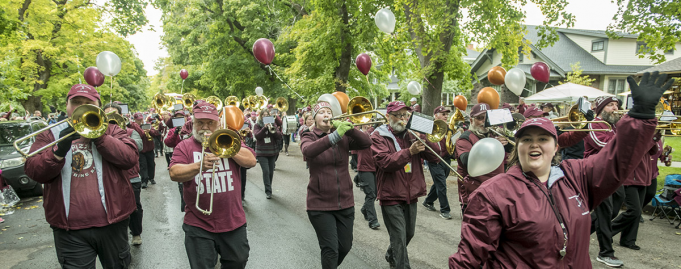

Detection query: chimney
xmin=467 ymin=44 xmax=474 ymax=50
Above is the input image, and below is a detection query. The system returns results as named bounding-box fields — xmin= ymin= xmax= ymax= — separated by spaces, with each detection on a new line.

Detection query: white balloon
xmin=505 ymin=68 xmax=526 ymax=96
xmin=375 ymin=7 xmax=396 ymax=34
xmin=317 ymin=94 xmax=342 ymax=117
xmin=468 ymin=138 xmax=505 ymax=177
xmin=255 ymin=86 xmax=264 ymax=96
xmin=95 ymin=51 xmax=122 ymax=77
xmin=407 ymin=81 xmax=421 ymax=95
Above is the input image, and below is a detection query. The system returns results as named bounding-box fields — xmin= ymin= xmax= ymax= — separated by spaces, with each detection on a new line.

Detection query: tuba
xmin=182 ymin=93 xmax=196 ymax=111
xmin=445 ymin=108 xmax=465 ymax=155
xmin=225 ymin=96 xmax=240 ymax=107
xmin=275 ymin=97 xmax=288 ymax=112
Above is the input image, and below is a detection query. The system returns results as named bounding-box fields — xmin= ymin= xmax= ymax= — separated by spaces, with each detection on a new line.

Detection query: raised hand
xmin=627 ymin=71 xmax=675 ymax=119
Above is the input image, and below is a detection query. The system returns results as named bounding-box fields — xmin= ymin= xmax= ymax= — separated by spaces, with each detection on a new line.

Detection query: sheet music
xmin=263 ymin=116 xmax=275 ymax=125
xmin=120 ymin=104 xmax=129 ymax=115
xmin=409 ymin=112 xmax=434 ymax=134
xmin=487 ymin=109 xmax=513 ymax=125
xmin=172 ymin=117 xmax=185 ymax=127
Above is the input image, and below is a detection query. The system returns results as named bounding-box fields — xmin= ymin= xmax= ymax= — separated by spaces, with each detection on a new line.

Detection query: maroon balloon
xmin=252 ymin=38 xmax=275 ymax=65
xmin=180 ymin=69 xmax=188 ymax=80
xmin=356 ymin=53 xmax=372 ymax=76
xmin=530 ymin=62 xmax=550 ymax=83
xmin=84 ymin=67 xmax=105 ymax=87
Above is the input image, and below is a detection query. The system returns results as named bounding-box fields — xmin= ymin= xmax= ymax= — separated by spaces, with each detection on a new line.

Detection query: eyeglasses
xmin=390 ymin=113 xmax=410 ymax=119
xmin=474 ymin=115 xmax=486 ymax=121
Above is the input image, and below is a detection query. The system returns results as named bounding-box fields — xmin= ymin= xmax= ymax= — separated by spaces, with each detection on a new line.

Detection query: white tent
xmin=524 ymin=83 xmax=614 ymax=103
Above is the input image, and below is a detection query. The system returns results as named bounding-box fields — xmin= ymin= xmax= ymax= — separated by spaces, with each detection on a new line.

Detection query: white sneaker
xmin=597 ymin=256 xmax=623 ymax=268
xmin=132 ymin=235 xmax=142 ymax=246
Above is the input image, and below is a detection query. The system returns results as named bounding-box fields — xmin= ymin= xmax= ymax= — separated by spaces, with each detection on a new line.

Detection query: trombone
xmin=407 ymin=127 xmax=464 ymax=181
xmin=107 ymin=112 xmax=127 ymax=130
xmin=329 ymin=97 xmax=388 ymax=126
xmin=196 ymin=129 xmax=242 ymax=215
xmin=14 ymin=105 xmax=109 ymax=158
xmin=550 ymin=105 xmax=612 ymax=132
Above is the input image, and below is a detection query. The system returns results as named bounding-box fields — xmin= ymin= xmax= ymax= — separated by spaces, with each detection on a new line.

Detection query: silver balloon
xmin=467 ymin=138 xmax=505 ymax=177
xmin=95 ymin=51 xmax=122 ymax=77
xmin=375 ymin=7 xmax=396 ymax=34
xmin=255 ymin=86 xmax=264 ymax=96
xmin=505 ymin=68 xmax=526 ymax=96
xmin=407 ymin=81 xmax=421 ymax=95
xmin=317 ymin=94 xmax=342 ymax=117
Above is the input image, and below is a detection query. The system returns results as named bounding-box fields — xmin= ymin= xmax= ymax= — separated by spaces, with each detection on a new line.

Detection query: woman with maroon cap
xmin=450 ymin=72 xmax=674 ymax=268
xmin=253 ymin=108 xmax=282 ymax=199
xmin=300 ymin=101 xmax=371 ymax=269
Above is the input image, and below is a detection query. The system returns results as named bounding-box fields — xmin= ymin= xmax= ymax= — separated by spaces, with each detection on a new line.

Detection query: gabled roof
xmin=465 ymin=49 xmax=480 ymax=59
xmin=554 ymin=28 xmax=638 ymax=39
xmin=637 ymin=57 xmax=681 ymax=74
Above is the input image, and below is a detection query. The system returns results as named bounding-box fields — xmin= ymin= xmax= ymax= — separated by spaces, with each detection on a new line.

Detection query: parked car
xmin=0 ymin=118 xmax=46 ymax=197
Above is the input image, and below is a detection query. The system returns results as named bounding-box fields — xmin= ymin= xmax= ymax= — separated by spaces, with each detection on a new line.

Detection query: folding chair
xmin=649 ymin=175 xmax=681 ymax=226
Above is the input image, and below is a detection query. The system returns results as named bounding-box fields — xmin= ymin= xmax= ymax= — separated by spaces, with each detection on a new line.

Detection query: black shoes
xmin=422 ymin=202 xmax=436 ymax=212
xmin=150 ymin=179 xmax=156 ymax=185
xmin=360 ymin=207 xmax=369 ymax=221
xmin=620 ymin=243 xmax=641 ymax=250
xmin=141 ymin=182 xmax=148 ymax=189
xmin=369 ymin=222 xmax=380 ymax=230
xmin=266 ymin=194 xmax=272 ymax=199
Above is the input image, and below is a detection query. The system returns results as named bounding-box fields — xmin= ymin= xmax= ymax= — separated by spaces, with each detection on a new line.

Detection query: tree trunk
xmin=287 ymin=97 xmax=297 ymax=115
xmin=22 ymin=51 xmax=52 ymax=114
xmin=334 ymin=1 xmax=352 ymax=93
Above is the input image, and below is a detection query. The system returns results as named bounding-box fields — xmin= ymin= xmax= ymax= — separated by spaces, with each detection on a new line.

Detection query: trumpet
xmin=14 ymin=105 xmax=108 ymax=158
xmin=489 ymin=127 xmax=516 ymax=146
xmin=550 ymin=105 xmax=612 ymax=132
xmin=196 ymin=129 xmax=241 ymax=215
xmin=239 ymin=128 xmax=250 ymax=137
xmin=330 ymin=97 xmax=388 ymax=126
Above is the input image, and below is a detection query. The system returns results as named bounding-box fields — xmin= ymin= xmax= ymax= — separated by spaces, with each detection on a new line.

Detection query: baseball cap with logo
xmin=514 ymin=117 xmax=558 ymax=140
xmin=523 ymin=107 xmax=544 ymax=118
xmin=433 ymin=106 xmax=451 ymax=114
xmin=133 ymin=113 xmax=143 ymax=120
xmin=386 ymin=101 xmax=412 ymax=114
xmin=470 ymin=103 xmax=490 ymax=117
xmin=67 ymin=84 xmax=100 ymax=102
xmin=193 ymin=102 xmax=219 ymax=122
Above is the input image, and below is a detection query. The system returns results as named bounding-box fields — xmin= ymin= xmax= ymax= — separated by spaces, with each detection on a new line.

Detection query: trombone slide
xmin=408 ymin=130 xmax=464 ymax=182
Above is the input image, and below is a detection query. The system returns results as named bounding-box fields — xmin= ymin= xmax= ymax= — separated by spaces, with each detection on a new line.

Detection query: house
xmin=637 ymin=57 xmax=681 ymax=114
xmin=469 ymin=25 xmax=681 ymax=105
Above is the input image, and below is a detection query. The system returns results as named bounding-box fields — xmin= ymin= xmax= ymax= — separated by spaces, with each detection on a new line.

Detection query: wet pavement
xmin=1 ymin=141 xmax=680 ymax=268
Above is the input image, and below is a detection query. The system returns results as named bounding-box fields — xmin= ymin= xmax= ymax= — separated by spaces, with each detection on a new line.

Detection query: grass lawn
xmin=656 ymin=166 xmax=681 ymax=190
xmin=656 ymin=137 xmax=681 ymax=189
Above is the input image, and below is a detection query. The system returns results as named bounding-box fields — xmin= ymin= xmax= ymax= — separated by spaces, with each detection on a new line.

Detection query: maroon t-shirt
xmin=170 ymin=138 xmax=253 ymax=233
xmin=68 ymin=138 xmax=108 ymax=228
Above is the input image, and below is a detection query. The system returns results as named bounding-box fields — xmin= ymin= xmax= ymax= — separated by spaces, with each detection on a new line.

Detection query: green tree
xmin=608 ymin=0 xmax=680 ymax=64
xmin=559 ymin=62 xmax=595 ymax=86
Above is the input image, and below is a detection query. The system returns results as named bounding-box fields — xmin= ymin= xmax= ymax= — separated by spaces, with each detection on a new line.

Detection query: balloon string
xmin=181 ymin=80 xmax=185 ymax=95
xmin=365 ymin=76 xmax=375 ymax=101
xmin=268 ymin=65 xmax=304 ymax=101
xmin=76 ymin=54 xmax=82 ymax=84
xmin=109 ymin=76 xmax=114 ymax=106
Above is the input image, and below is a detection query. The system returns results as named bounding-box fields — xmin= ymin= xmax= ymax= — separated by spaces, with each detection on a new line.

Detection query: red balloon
xmin=180 ymin=69 xmax=188 ymax=80
xmin=355 ymin=53 xmax=372 ymax=76
xmin=530 ymin=62 xmax=550 ymax=83
xmin=252 ymin=38 xmax=275 ymax=65
xmin=84 ymin=67 xmax=105 ymax=87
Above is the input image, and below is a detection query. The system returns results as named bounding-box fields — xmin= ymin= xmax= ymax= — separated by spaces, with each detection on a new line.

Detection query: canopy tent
xmin=524 ymin=83 xmax=614 ymax=103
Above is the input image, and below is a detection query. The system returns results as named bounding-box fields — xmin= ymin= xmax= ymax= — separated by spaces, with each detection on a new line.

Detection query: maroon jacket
xmin=371 ymin=125 xmax=440 ymax=205
xmin=253 ymin=120 xmax=282 ymax=157
xmin=454 ymin=131 xmax=510 ymax=205
xmin=651 ymin=139 xmax=664 ymax=179
xmin=25 ymin=124 xmax=138 ymax=230
xmin=557 ymin=129 xmax=588 ymax=148
xmin=125 ymin=128 xmax=141 ymax=180
xmin=301 ymin=127 xmax=371 ymax=211
xmin=357 ymin=127 xmax=376 ymax=172
xmin=450 ymin=115 xmax=657 ymax=268
xmin=517 ymin=104 xmax=528 ymax=115
xmin=164 ymin=127 xmax=182 ymax=148
xmin=130 ymin=122 xmax=159 ymax=153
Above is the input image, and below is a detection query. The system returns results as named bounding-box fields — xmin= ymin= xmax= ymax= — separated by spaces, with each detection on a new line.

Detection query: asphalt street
xmin=1 ymin=141 xmax=681 ymax=268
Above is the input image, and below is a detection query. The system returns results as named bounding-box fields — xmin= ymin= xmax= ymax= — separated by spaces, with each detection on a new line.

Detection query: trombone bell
xmin=427 ymin=120 xmax=448 ymax=143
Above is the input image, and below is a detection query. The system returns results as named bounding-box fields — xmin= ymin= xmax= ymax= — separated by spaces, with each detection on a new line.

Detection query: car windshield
xmin=0 ymin=123 xmax=32 ymax=147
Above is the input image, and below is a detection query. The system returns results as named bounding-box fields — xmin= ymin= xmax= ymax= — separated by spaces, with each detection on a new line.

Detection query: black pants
xmin=154 ymin=137 xmax=162 ymax=156
xmin=358 ymin=172 xmax=378 ymax=225
xmin=240 ymin=166 xmax=247 ymax=200
xmin=52 ymin=218 xmax=131 ymax=269
xmin=129 ymin=182 xmax=143 ymax=236
xmin=350 ymin=154 xmax=358 ymax=170
xmin=183 ymin=223 xmax=249 ymax=269
xmin=307 ymin=207 xmax=355 ymax=269
xmin=612 ymin=185 xmax=646 ymax=246
xmin=590 ymin=186 xmax=625 ymax=257
xmin=643 ymin=177 xmax=657 ymax=208
xmin=382 ymin=202 xmax=417 ymax=269
xmin=178 ymin=182 xmax=185 ymax=212
xmin=424 ymin=160 xmax=451 ymax=213
xmin=165 ymin=152 xmax=173 ymax=167
xmin=283 ymin=134 xmax=290 ymax=152
xmin=139 ymin=151 xmax=156 ymax=184
xmin=257 ymin=156 xmax=276 ymax=195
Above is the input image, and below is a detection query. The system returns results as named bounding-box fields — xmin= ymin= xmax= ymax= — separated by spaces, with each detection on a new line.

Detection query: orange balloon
xmin=453 ymin=95 xmax=468 ymax=111
xmin=487 ymin=66 xmax=507 ymax=86
xmin=332 ymin=91 xmax=350 ymax=114
xmin=223 ymin=105 xmax=244 ymax=130
xmin=477 ymin=87 xmax=500 ymax=109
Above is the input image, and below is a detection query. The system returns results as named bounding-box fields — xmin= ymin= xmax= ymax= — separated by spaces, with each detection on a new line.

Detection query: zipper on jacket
xmin=528 ymin=177 xmax=568 ymax=259
xmin=334 ymin=145 xmax=341 ymax=209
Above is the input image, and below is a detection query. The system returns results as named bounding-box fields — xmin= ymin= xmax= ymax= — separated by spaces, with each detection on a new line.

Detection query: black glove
xmin=627 ymin=71 xmax=675 ymax=119
xmin=53 ymin=125 xmax=81 ymax=157
xmin=584 ymin=110 xmax=594 ymax=121
xmin=175 ymin=126 xmax=181 ymax=133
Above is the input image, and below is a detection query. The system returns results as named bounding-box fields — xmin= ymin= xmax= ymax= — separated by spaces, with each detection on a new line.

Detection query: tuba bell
xmin=445 ymin=108 xmax=466 ymax=155
xmin=182 ymin=93 xmax=196 ymax=111
xmin=225 ymin=96 xmax=240 ymax=108
xmin=206 ymin=96 xmax=223 ymax=111
xmin=275 ymin=97 xmax=288 ymax=112
xmin=427 ymin=120 xmax=449 ymax=143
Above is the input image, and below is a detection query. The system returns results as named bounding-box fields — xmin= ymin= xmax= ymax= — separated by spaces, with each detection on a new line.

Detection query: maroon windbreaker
xmin=301 ymin=127 xmax=371 ymax=211
xmin=25 ymin=124 xmax=138 ymax=230
xmin=357 ymin=127 xmax=375 ymax=172
xmin=370 ymin=125 xmax=440 ymax=205
xmin=125 ymin=128 xmax=141 ymax=180
xmin=449 ymin=115 xmax=657 ymax=268
xmin=454 ymin=131 xmax=508 ymax=205
xmin=129 ymin=122 xmax=159 ymax=153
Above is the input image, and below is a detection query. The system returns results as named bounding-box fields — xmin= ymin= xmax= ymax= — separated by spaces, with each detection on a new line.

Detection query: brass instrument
xmin=196 ymin=129 xmax=242 ymax=215
xmin=183 ymin=93 xmax=196 ymax=111
xmin=445 ymin=108 xmax=466 ymax=155
xmin=275 ymin=97 xmax=288 ymax=112
xmin=253 ymin=95 xmax=268 ymax=109
xmin=330 ymin=97 xmax=388 ymax=126
xmin=408 ymin=129 xmax=464 ymax=181
xmin=14 ymin=105 xmax=109 ymax=158
xmin=225 ymin=96 xmax=240 ymax=107
xmin=489 ymin=127 xmax=516 ymax=146
xmin=550 ymin=105 xmax=612 ymax=132
xmin=153 ymin=93 xmax=168 ymax=112
xmin=206 ymin=96 xmax=223 ymax=111
xmin=428 ymin=120 xmax=448 ymax=143
xmin=107 ymin=112 xmax=127 ymax=130
xmin=239 ymin=128 xmax=250 ymax=137
xmin=241 ymin=97 xmax=250 ymax=110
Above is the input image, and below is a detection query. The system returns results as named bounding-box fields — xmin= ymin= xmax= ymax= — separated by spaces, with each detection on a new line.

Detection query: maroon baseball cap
xmin=433 ymin=106 xmax=451 ymax=114
xmin=386 ymin=101 xmax=412 ymax=114
xmin=470 ymin=103 xmax=490 ymax=117
xmin=67 ymin=84 xmax=100 ymax=102
xmin=133 ymin=113 xmax=143 ymax=120
xmin=514 ymin=117 xmax=558 ymax=140
xmin=193 ymin=102 xmax=219 ymax=122
xmin=502 ymin=103 xmax=512 ymax=109
xmin=523 ymin=107 xmax=544 ymax=118
xmin=173 ymin=110 xmax=185 ymax=117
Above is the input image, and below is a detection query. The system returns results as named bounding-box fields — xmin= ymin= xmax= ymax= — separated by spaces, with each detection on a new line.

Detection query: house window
xmin=636 ymin=42 xmax=652 ymax=54
xmin=665 ymin=49 xmax=674 ymax=55
xmin=518 ymin=49 xmax=524 ymax=63
xmin=608 ymin=78 xmax=627 ymax=97
xmin=592 ymin=41 xmax=604 ymax=52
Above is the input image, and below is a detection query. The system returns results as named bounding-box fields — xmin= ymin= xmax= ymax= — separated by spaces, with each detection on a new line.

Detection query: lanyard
xmin=525 ymin=172 xmax=568 ymax=259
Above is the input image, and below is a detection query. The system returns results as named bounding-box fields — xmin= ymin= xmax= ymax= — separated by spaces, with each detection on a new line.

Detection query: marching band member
xmin=298 ymin=112 xmax=314 ymax=139
xmin=300 ymin=101 xmax=371 ymax=269
xmin=371 ymin=101 xmax=440 ymax=268
xmin=169 ymin=102 xmax=256 ymax=269
xmin=240 ymin=111 xmax=254 ymax=202
xmin=449 ymin=72 xmax=673 ymax=268
xmin=454 ymin=103 xmax=513 ymax=213
xmin=422 ymin=106 xmax=454 ymax=220
xmin=254 ymin=108 xmax=282 ymax=199
xmin=164 ymin=110 xmax=188 ymax=211
xmin=282 ymin=111 xmax=291 ymax=156
xmin=25 ymin=84 xmax=138 ymax=268
xmin=355 ymin=124 xmax=380 ymax=229
xmin=131 ymin=112 xmax=160 ymax=188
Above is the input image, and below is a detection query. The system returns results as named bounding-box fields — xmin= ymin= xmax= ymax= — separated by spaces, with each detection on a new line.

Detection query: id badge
xmin=264 ymin=137 xmax=271 ymax=144
xmin=404 ymin=162 xmax=412 ymax=173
